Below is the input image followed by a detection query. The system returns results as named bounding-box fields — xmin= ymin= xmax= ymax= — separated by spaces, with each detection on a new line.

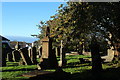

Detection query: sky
xmin=1 ymin=2 xmax=65 ymax=42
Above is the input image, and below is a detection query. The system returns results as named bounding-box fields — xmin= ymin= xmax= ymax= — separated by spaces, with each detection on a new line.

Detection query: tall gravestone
xmin=31 ymin=43 xmax=37 ymax=64
xmin=19 ymin=48 xmax=33 ymax=65
xmin=90 ymin=38 xmax=102 ymax=72
xmin=59 ymin=40 xmax=66 ymax=67
xmin=39 ymin=26 xmax=58 ymax=69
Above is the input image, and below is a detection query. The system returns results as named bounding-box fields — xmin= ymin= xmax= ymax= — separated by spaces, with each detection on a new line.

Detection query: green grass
xmin=1 ymin=63 xmax=37 ymax=79
xmin=1 ymin=55 xmax=119 ymax=80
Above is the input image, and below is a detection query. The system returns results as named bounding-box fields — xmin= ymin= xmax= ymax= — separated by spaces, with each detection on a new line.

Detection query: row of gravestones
xmin=2 ymin=46 xmax=39 ymax=67
xmin=2 ymin=45 xmax=61 ymax=67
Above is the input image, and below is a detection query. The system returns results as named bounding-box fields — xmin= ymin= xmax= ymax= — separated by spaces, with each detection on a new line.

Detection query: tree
xmin=38 ymin=2 xmax=120 ymax=71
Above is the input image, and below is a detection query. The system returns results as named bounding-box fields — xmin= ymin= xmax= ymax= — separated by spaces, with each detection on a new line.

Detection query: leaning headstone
xmin=12 ymin=50 xmax=21 ymax=62
xmin=19 ymin=48 xmax=33 ymax=65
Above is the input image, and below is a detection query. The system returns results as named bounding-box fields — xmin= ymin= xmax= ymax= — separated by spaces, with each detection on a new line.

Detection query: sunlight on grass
xmin=1 ymin=55 xmax=117 ymax=80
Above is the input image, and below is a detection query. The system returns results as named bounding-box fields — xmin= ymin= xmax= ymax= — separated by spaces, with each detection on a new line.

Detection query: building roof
xmin=0 ymin=35 xmax=10 ymax=41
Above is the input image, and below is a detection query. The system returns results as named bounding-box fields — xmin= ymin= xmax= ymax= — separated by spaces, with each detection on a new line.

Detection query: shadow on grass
xmin=2 ymin=68 xmax=37 ymax=72
xmin=65 ymin=62 xmax=91 ymax=68
xmin=28 ymin=67 xmax=120 ymax=80
xmin=70 ymin=67 xmax=120 ymax=80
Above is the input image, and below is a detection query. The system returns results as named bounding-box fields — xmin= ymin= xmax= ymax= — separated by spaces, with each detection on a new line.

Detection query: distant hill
xmin=5 ymin=35 xmax=38 ymax=43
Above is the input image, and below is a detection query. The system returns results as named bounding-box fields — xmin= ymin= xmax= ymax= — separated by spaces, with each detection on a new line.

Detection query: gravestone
xmin=39 ymin=26 xmax=58 ymax=69
xmin=38 ymin=46 xmax=42 ymax=58
xmin=31 ymin=46 xmax=37 ymax=64
xmin=28 ymin=47 xmax=32 ymax=58
xmin=7 ymin=52 xmax=13 ymax=62
xmin=101 ymin=47 xmax=114 ymax=62
xmin=90 ymin=39 xmax=102 ymax=72
xmin=2 ymin=47 xmax=6 ymax=67
xmin=19 ymin=47 xmax=33 ymax=65
xmin=59 ymin=40 xmax=67 ymax=67
xmin=12 ymin=50 xmax=21 ymax=62
xmin=55 ymin=47 xmax=60 ymax=57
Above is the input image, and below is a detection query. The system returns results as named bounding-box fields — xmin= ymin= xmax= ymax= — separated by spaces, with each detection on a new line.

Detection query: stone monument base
xmin=38 ymin=58 xmax=58 ymax=69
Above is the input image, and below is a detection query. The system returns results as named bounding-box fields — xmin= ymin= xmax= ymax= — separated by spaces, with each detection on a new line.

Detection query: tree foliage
xmin=38 ymin=2 xmax=120 ymax=52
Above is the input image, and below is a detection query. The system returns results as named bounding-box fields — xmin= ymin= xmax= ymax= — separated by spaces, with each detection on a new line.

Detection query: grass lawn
xmin=1 ymin=55 xmax=120 ymax=80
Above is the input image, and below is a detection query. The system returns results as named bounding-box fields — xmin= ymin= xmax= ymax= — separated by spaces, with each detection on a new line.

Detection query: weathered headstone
xmin=59 ymin=40 xmax=67 ymax=67
xmin=39 ymin=26 xmax=58 ymax=69
xmin=19 ymin=48 xmax=33 ymax=65
xmin=28 ymin=47 xmax=32 ymax=58
xmin=12 ymin=50 xmax=21 ymax=62
xmin=7 ymin=52 xmax=13 ymax=62
xmin=101 ymin=48 xmax=114 ymax=62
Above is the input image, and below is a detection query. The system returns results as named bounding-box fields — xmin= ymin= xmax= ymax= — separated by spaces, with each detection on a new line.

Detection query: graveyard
xmin=1 ymin=27 xmax=120 ymax=80
xmin=1 ymin=2 xmax=120 ymax=80
xmin=1 ymin=54 xmax=120 ymax=80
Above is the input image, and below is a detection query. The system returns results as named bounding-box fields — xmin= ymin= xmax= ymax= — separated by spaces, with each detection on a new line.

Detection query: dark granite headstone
xmin=90 ymin=40 xmax=102 ymax=72
xmin=31 ymin=46 xmax=37 ymax=64
xmin=19 ymin=48 xmax=33 ymax=65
